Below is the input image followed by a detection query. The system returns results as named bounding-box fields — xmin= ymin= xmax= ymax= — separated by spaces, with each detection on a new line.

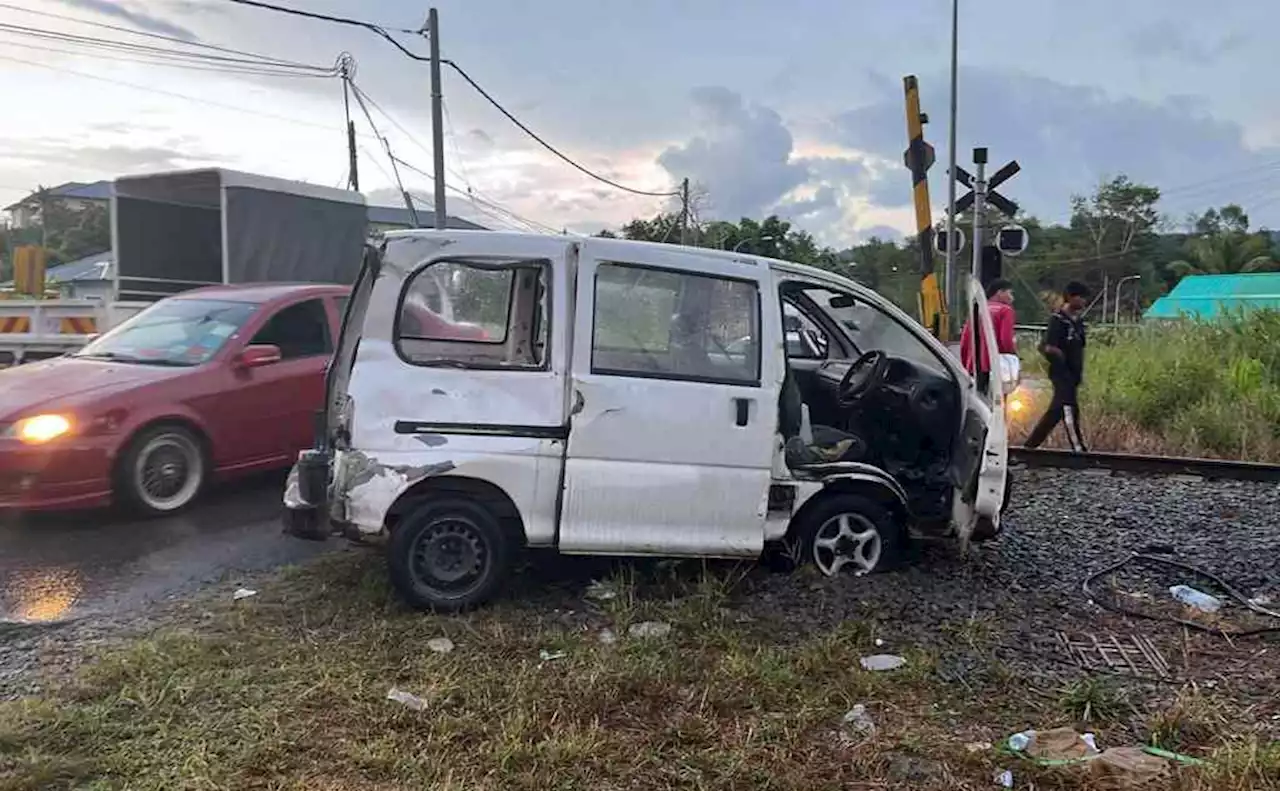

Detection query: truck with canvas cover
xmin=1 ymin=169 xmax=370 ymax=365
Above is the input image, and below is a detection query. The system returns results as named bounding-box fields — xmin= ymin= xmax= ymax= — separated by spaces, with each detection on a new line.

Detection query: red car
xmin=0 ymin=284 xmax=350 ymax=514
xmin=0 ymin=284 xmax=491 ymax=514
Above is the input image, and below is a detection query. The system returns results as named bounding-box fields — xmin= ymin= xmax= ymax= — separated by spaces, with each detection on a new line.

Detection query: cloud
xmin=657 ymin=86 xmax=810 ymax=220
xmin=0 ymin=139 xmax=217 ymax=190
xmin=829 ymin=67 xmax=1280 ymax=221
xmin=1129 ymin=21 xmax=1248 ymax=64
xmin=54 ymin=0 xmax=200 ymax=41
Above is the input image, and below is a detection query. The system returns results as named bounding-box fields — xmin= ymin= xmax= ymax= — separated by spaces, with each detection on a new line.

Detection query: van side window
xmin=592 ymin=262 xmax=760 ymax=385
xmin=397 ymin=258 xmax=549 ymax=369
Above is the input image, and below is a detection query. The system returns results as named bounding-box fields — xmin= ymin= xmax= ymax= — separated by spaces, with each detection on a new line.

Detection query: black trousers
xmin=1024 ymin=378 xmax=1086 ymax=452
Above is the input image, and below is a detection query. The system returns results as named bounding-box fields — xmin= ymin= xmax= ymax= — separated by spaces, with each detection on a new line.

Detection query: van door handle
xmin=734 ymin=397 xmax=751 ymax=427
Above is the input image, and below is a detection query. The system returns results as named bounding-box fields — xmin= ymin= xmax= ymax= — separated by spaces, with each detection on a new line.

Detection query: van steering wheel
xmin=838 ymin=350 xmax=888 ymax=406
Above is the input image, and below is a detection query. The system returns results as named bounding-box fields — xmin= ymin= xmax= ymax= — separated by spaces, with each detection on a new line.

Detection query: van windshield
xmin=801 ymin=287 xmax=948 ymax=375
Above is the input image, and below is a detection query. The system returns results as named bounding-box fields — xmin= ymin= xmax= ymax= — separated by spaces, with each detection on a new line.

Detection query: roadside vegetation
xmin=1012 ymin=310 xmax=1280 ymax=461
xmin=1 ymin=551 xmax=1276 ymax=790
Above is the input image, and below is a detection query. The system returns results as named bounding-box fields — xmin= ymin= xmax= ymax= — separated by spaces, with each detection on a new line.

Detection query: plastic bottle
xmin=1169 ymin=585 xmax=1223 ymax=613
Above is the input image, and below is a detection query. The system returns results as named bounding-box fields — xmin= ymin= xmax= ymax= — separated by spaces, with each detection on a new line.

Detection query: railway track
xmin=1010 ymin=447 xmax=1280 ymax=483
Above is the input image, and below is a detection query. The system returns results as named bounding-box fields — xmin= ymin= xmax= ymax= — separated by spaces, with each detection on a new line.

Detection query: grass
xmin=1 ymin=553 xmax=1277 ymax=790
xmin=1013 ymin=310 xmax=1280 ymax=461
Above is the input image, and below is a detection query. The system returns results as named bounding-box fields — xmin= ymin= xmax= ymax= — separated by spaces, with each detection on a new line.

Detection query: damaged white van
xmin=283 ymin=231 xmax=1009 ymax=611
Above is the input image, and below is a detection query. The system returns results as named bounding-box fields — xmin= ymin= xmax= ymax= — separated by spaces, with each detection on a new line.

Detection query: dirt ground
xmin=1 ymin=467 xmax=1278 ymax=790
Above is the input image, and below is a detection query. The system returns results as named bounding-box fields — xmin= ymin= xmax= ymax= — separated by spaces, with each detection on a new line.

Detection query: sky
xmin=0 ymin=0 xmax=1277 ymax=248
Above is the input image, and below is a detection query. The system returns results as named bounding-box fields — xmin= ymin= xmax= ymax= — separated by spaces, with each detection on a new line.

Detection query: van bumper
xmin=281 ymin=449 xmax=333 ymax=541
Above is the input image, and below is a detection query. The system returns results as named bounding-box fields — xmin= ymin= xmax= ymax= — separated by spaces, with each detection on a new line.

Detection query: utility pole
xmin=340 ymin=57 xmax=359 ymax=191
xmin=427 ymin=8 xmax=447 ymax=229
xmin=970 ymin=147 xmax=987 ymax=284
xmin=679 ymin=178 xmax=690 ymax=245
xmin=944 ymin=0 xmax=959 ymax=335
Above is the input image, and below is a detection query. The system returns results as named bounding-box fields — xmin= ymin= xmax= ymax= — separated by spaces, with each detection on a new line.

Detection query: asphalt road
xmin=0 ymin=472 xmax=336 ymax=624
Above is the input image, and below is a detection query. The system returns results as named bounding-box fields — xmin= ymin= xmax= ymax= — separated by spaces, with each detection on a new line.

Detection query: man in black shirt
xmin=1025 ymin=281 xmax=1089 ymax=451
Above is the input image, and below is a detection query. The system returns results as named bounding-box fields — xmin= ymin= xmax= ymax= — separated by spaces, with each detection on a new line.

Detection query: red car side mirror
xmin=238 ymin=344 xmax=282 ymax=368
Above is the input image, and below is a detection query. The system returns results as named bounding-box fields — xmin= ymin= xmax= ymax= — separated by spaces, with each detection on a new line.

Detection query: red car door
xmin=200 ymin=297 xmax=334 ymax=473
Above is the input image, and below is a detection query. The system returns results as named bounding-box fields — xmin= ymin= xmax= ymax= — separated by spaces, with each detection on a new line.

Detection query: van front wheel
xmin=798 ymin=493 xmax=905 ymax=576
xmin=387 ymin=498 xmax=513 ymax=612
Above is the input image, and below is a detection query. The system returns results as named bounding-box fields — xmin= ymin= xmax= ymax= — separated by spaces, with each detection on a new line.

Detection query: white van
xmin=284 ymin=231 xmax=1008 ymax=611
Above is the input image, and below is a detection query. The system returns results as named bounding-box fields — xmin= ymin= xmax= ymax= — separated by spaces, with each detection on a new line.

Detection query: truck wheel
xmin=387 ymin=497 xmax=514 ymax=613
xmin=797 ymin=493 xmax=905 ymax=576
xmin=117 ymin=425 xmax=207 ymax=516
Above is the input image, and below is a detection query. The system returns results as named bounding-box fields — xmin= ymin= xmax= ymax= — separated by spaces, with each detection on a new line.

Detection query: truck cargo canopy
xmin=113 ymin=169 xmax=368 ymax=301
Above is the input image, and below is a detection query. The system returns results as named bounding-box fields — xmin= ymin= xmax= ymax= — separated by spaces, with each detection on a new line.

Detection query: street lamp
xmin=1114 ymin=274 xmax=1141 ymax=323
xmin=733 ymin=235 xmax=775 ymax=253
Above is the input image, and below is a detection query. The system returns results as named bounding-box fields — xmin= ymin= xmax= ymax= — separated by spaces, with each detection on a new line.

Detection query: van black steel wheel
xmin=387 ymin=497 xmax=514 ymax=612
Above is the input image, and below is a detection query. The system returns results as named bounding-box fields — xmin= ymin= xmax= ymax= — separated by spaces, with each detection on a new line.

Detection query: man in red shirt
xmin=959 ymin=278 xmax=1016 ymax=393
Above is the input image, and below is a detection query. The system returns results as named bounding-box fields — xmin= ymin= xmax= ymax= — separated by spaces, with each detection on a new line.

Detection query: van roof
xmin=380 ymin=228 xmax=853 ymax=285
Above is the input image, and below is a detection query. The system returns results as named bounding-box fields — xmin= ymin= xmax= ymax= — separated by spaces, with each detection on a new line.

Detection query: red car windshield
xmin=74 ymin=298 xmax=259 ymax=366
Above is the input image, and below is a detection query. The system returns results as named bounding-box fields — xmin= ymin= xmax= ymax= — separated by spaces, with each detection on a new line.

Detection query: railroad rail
xmin=1010 ymin=447 xmax=1280 ymax=483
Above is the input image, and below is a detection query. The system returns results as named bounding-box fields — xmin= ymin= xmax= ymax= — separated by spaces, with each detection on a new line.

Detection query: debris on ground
xmin=584 ymin=580 xmax=617 ymax=601
xmin=993 ymin=768 xmax=1013 ymax=788
xmin=1169 ymin=584 xmax=1222 ymax=613
xmin=840 ymin=703 xmax=875 ymax=735
xmin=232 ymin=588 xmax=257 ymax=600
xmin=1089 ymin=746 xmax=1170 ymax=788
xmin=385 ymin=687 xmax=427 ymax=711
xmin=628 ymin=621 xmax=671 ymax=639
xmin=597 ymin=628 xmax=617 ymax=645
xmin=965 ymin=741 xmax=992 ymax=753
xmin=538 ymin=649 xmax=567 ymax=662
xmin=426 ymin=637 xmax=454 ymax=654
xmin=859 ymin=653 xmax=906 ymax=671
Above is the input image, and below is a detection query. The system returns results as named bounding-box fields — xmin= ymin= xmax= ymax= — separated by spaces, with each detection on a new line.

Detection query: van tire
xmin=796 ymin=493 xmax=905 ymax=576
xmin=387 ymin=497 xmax=513 ymax=613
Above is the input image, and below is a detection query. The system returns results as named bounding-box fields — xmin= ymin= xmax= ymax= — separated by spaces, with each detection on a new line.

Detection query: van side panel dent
xmin=335 ymin=440 xmax=561 ymax=542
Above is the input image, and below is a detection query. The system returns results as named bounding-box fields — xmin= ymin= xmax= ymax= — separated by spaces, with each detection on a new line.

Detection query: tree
xmin=1168 ymin=205 xmax=1278 ymax=277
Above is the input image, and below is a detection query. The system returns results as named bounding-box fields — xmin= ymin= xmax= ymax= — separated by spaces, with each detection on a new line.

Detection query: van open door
xmin=964 ymin=275 xmax=1008 ymax=541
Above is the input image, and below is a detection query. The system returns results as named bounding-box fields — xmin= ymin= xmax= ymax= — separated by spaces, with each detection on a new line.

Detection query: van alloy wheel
xmin=812 ymin=513 xmax=882 ymax=575
xmin=797 ymin=493 xmax=905 ymax=577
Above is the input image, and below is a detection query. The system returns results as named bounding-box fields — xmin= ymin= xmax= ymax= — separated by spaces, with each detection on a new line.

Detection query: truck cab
xmin=284 ymin=230 xmax=1008 ymax=611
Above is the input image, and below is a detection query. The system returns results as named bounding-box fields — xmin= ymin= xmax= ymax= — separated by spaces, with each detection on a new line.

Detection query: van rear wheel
xmin=798 ymin=493 xmax=905 ymax=576
xmin=387 ymin=497 xmax=513 ymax=612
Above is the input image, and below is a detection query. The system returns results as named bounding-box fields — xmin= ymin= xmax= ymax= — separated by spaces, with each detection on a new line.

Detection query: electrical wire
xmin=0 ymin=0 xmax=316 ymax=67
xmin=217 ymin=0 xmax=428 ymax=60
xmin=390 ymin=154 xmax=561 ymax=234
xmin=0 ymin=20 xmax=337 ymax=75
xmin=346 ymin=79 xmax=419 ymax=225
xmin=443 ymin=59 xmax=681 ymax=198
xmin=1082 ymin=553 xmax=1280 ymax=637
xmin=0 ymin=37 xmax=334 ymax=78
xmin=0 ymin=53 xmax=364 ymax=136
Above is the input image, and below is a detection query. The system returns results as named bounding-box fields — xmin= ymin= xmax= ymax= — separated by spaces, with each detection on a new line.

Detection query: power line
xmin=0 ymin=53 xmax=362 ymax=135
xmin=389 ymin=154 xmax=559 ymax=233
xmin=0 ymin=37 xmax=335 ymax=78
xmin=443 ymin=60 xmax=681 ymax=198
xmin=0 ymin=0 xmax=319 ymax=68
xmin=217 ymin=0 xmax=428 ymax=61
xmin=0 ymin=20 xmax=337 ymax=74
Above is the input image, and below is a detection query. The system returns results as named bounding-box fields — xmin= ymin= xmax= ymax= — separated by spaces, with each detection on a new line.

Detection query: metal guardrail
xmin=1010 ymin=447 xmax=1280 ymax=482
